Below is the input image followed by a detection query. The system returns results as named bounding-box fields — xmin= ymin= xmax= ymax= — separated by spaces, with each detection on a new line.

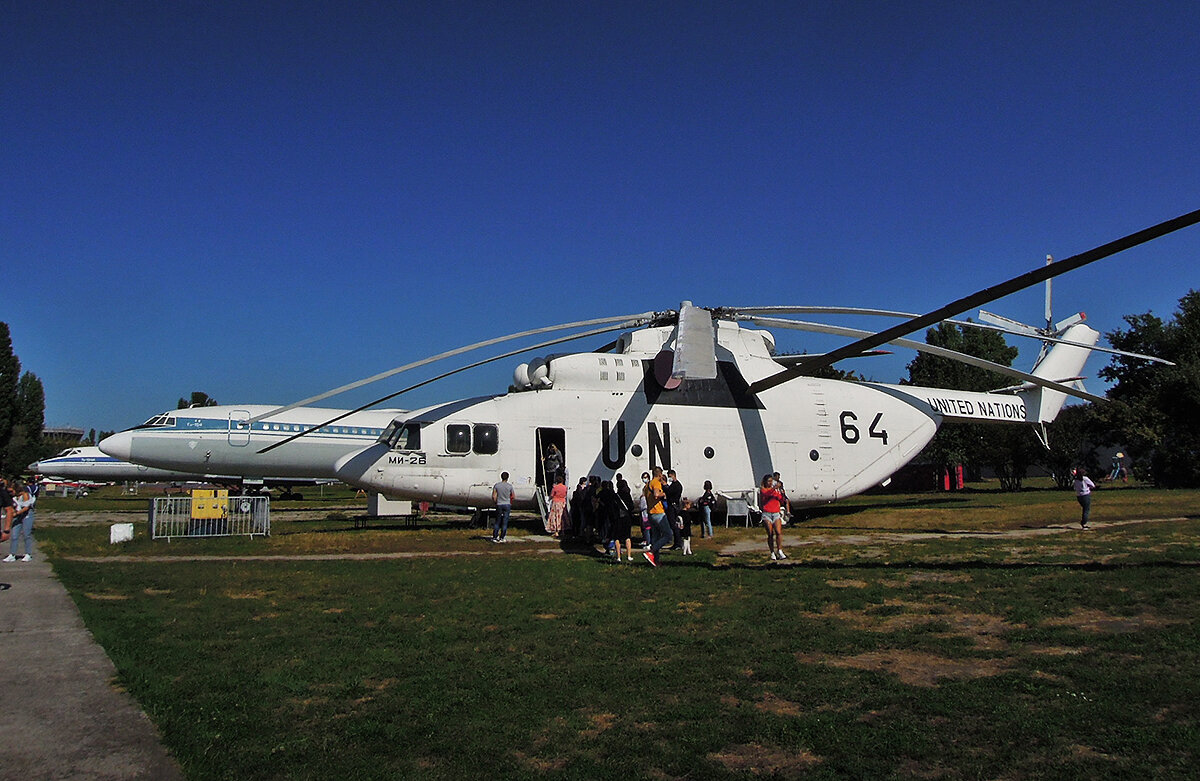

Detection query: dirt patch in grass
xmin=755 ymin=691 xmax=805 ymax=717
xmin=1066 ymin=743 xmax=1117 ymax=762
xmin=709 ymin=742 xmax=822 ymax=774
xmin=226 ymin=590 xmax=267 ymax=600
xmin=826 ymin=578 xmax=869 ymax=589
xmin=1028 ymin=645 xmax=1087 ymax=656
xmin=881 ymin=571 xmax=972 ymax=587
xmin=578 ymin=709 xmax=617 ymax=738
xmin=805 ymin=602 xmax=1020 ymax=649
xmin=511 ymin=750 xmax=568 ymax=773
xmin=84 ymin=592 xmax=129 ymax=601
xmin=1043 ymin=608 xmax=1181 ymax=633
xmin=797 ymin=649 xmax=1013 ymax=687
xmin=142 ymin=587 xmax=172 ymax=595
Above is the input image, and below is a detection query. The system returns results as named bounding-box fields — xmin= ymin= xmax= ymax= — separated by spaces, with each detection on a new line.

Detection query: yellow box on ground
xmin=190 ymin=489 xmax=229 ymax=520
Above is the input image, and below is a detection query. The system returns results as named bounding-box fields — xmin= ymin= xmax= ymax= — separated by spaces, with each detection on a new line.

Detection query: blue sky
xmin=4 ymin=1 xmax=1198 ymax=432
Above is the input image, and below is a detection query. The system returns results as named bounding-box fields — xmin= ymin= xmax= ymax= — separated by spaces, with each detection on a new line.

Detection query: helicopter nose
xmin=99 ymin=431 xmax=133 ymax=461
xmin=334 ymin=443 xmax=390 ymax=490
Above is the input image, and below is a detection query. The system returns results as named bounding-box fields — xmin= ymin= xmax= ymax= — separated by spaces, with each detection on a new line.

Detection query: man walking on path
xmin=492 ymin=471 xmax=515 ymax=542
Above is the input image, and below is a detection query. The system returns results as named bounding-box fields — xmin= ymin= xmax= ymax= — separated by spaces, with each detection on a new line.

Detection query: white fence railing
xmin=150 ymin=496 xmax=271 ymax=540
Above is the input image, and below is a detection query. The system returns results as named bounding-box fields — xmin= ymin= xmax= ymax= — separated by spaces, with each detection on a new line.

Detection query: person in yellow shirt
xmin=642 ymin=467 xmax=670 ymax=566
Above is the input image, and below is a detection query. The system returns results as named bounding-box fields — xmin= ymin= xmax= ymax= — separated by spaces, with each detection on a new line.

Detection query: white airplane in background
xmin=30 ymin=446 xmax=209 ymax=484
xmin=98 ymin=404 xmax=405 ymax=486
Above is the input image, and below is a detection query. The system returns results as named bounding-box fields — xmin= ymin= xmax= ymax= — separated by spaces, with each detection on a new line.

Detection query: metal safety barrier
xmin=150 ymin=496 xmax=271 ymax=540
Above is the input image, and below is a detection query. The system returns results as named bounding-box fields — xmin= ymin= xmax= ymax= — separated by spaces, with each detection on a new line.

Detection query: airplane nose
xmin=99 ymin=431 xmax=133 ymax=460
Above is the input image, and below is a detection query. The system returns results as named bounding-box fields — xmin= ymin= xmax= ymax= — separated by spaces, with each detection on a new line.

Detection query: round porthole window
xmin=631 ymin=444 xmax=643 ymax=457
xmin=810 ymin=449 xmax=820 ymax=461
xmin=704 ymin=446 xmax=715 ymax=459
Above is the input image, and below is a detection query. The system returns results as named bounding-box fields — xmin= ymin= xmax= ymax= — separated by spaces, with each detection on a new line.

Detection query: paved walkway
xmin=0 ymin=544 xmax=184 ymax=780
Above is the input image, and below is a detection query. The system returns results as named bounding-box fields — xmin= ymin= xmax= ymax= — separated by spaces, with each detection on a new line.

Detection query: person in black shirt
xmin=665 ymin=470 xmax=684 ymax=550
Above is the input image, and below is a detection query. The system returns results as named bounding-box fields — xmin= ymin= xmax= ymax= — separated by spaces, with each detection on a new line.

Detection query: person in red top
xmin=545 ymin=477 xmax=569 ymax=537
xmin=758 ymin=474 xmax=787 ymax=561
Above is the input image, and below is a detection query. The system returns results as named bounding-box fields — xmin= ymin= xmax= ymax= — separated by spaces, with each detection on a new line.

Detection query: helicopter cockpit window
xmin=446 ymin=424 xmax=471 ymax=454
xmin=386 ymin=422 xmax=422 ymax=451
xmin=473 ymin=424 xmax=498 ymax=455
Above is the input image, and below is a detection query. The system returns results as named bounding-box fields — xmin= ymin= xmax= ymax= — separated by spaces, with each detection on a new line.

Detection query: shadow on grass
xmin=799 ymin=495 xmax=984 ymax=521
xmin=701 ymin=558 xmax=1200 ymax=573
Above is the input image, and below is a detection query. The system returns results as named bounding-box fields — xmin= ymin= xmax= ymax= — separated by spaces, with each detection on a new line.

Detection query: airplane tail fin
xmin=1019 ymin=321 xmax=1101 ymax=423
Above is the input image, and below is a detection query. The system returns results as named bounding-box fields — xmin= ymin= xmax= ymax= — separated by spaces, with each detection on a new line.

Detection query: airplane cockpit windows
xmin=385 ymin=422 xmax=422 ymax=451
xmin=446 ymin=424 xmax=471 ymax=454
xmin=133 ymin=414 xmax=177 ymax=430
xmin=473 ymin=424 xmax=498 ymax=454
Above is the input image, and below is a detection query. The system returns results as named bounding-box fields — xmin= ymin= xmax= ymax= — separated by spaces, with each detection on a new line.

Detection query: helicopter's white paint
xmin=332 ymin=319 xmax=1097 ymax=510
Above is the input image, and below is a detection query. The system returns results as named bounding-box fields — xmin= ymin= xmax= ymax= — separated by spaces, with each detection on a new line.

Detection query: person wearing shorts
xmin=758 ymin=474 xmax=787 ymax=560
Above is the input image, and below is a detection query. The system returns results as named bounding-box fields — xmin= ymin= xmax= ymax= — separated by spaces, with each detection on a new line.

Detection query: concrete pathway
xmin=0 ymin=544 xmax=184 ymax=780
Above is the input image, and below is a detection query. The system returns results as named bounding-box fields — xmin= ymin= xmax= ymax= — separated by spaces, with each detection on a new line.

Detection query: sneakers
xmin=20 ymin=554 xmax=31 ymax=562
xmin=643 ymin=551 xmax=657 ymax=567
xmin=770 ymin=550 xmax=778 ymax=560
xmin=2 ymin=554 xmax=14 ymax=562
xmin=777 ymin=550 xmax=787 ymax=560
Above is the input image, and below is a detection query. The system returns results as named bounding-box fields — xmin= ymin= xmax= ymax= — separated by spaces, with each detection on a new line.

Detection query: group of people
xmin=536 ymin=466 xmax=720 ymax=566
xmin=0 ymin=476 xmax=38 ymax=562
xmin=514 ymin=458 xmax=802 ymax=567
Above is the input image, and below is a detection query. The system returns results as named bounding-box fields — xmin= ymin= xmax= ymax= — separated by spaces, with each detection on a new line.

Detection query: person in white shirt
xmin=1073 ymin=469 xmax=1096 ymax=529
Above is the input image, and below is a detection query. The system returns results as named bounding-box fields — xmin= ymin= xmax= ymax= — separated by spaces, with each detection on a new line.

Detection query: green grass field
xmin=41 ymin=483 xmax=1200 ymax=779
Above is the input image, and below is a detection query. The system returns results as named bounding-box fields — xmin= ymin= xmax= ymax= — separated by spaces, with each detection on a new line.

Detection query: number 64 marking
xmin=839 ymin=411 xmax=888 ymax=445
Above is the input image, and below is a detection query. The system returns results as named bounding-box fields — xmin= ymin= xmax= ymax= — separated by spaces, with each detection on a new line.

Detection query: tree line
xmin=905 ymin=290 xmax=1200 ymax=489
xmin=0 ymin=322 xmax=48 ymax=474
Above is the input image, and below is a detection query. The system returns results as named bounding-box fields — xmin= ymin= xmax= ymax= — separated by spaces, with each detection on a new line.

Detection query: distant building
xmin=42 ymin=426 xmax=85 ymax=448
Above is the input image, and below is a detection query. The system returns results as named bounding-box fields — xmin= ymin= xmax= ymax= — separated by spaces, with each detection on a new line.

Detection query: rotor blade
xmin=672 ymin=301 xmax=718 ymax=380
xmin=744 ymin=315 xmax=1108 ymax=404
xmin=250 ymin=311 xmax=657 ymax=423
xmin=256 ymin=320 xmax=642 ymax=454
xmin=729 ymin=305 xmax=919 ymax=318
xmin=949 ymin=318 xmax=1175 ymax=365
xmin=978 ymin=309 xmax=1045 ymax=337
xmin=1044 ymin=255 xmax=1054 ymax=332
xmin=749 ymin=208 xmax=1200 ymax=393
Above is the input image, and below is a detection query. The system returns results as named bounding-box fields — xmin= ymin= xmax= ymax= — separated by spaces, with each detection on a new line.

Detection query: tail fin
xmin=1019 ymin=321 xmax=1100 ymax=422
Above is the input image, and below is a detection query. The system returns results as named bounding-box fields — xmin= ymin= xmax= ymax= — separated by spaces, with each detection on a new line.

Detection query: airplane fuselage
xmin=99 ymin=405 xmax=404 ymax=480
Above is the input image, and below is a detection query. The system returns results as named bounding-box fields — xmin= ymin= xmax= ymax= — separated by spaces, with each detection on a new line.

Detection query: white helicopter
xmin=251 ymin=210 xmax=1196 ymax=514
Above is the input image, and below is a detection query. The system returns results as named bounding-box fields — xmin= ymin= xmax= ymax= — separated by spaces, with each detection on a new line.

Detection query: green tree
xmin=903 ymin=321 xmax=1027 ymax=487
xmin=1038 ymin=403 xmax=1101 ymax=489
xmin=3 ymin=371 xmax=48 ymax=473
xmin=1098 ymin=290 xmax=1200 ymax=487
xmin=178 ymin=391 xmax=218 ymax=409
xmin=0 ymin=322 xmax=20 ymax=472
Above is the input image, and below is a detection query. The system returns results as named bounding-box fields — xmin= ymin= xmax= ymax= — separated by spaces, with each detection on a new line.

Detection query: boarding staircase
xmin=534 ymin=485 xmax=550 ymax=527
